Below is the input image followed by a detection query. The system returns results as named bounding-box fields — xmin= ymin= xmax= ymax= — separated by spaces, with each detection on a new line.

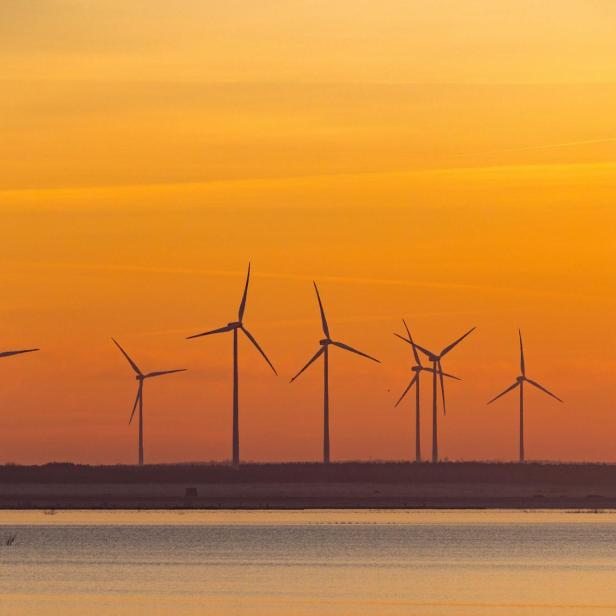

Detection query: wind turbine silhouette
xmin=394 ymin=320 xmax=460 ymax=463
xmin=487 ymin=330 xmax=563 ymax=463
xmin=187 ymin=263 xmax=277 ymax=467
xmin=112 ymin=338 xmax=186 ymax=466
xmin=412 ymin=327 xmax=475 ymax=463
xmin=290 ymin=282 xmax=380 ymax=464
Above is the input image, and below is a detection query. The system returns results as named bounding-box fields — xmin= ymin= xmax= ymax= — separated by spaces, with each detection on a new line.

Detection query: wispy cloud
xmin=122 ymin=310 xmax=479 ymax=339
xmin=3 ymin=157 xmax=616 ymax=198
xmin=454 ymin=138 xmax=616 ymax=158
xmin=13 ymin=259 xmax=615 ymax=306
xmin=11 ymin=259 xmax=494 ymax=291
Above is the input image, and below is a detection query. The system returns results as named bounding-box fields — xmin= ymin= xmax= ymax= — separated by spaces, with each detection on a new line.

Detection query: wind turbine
xmin=187 ymin=263 xmax=277 ymax=467
xmin=112 ymin=338 xmax=186 ymax=466
xmin=487 ymin=330 xmax=562 ymax=463
xmin=290 ymin=282 xmax=380 ymax=464
xmin=412 ymin=327 xmax=475 ymax=463
xmin=394 ymin=320 xmax=460 ymax=463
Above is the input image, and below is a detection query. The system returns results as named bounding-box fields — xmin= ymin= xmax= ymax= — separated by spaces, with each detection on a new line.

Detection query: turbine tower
xmin=487 ymin=330 xmax=563 ymax=463
xmin=187 ymin=263 xmax=277 ymax=467
xmin=112 ymin=339 xmax=186 ymax=466
xmin=394 ymin=320 xmax=459 ymax=463
xmin=413 ymin=327 xmax=475 ymax=463
xmin=290 ymin=282 xmax=380 ymax=464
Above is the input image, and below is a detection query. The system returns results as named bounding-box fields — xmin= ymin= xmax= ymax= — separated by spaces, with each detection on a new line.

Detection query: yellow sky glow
xmin=2 ymin=1 xmax=616 ymax=464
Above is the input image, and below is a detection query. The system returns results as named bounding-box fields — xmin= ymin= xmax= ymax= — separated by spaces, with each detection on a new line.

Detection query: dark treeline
xmin=1 ymin=461 xmax=616 ymax=486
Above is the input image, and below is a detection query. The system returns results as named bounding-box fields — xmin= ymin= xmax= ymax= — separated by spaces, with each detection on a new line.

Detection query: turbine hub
xmin=228 ymin=321 xmax=241 ymax=329
xmin=136 ymin=375 xmax=144 ymax=381
xmin=517 ymin=376 xmax=524 ymax=383
xmin=411 ymin=366 xmax=421 ymax=372
xmin=319 ymin=339 xmax=330 ymax=346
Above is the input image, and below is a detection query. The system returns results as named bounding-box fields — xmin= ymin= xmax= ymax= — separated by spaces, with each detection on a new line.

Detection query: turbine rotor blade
xmin=487 ymin=381 xmax=519 ymax=405
xmin=144 ymin=368 xmax=187 ymax=378
xmin=402 ymin=319 xmax=422 ymax=366
xmin=238 ymin=262 xmax=251 ymax=321
xmin=440 ymin=327 xmax=476 ymax=357
xmin=289 ymin=347 xmax=325 ymax=383
xmin=526 ymin=378 xmax=563 ymax=403
xmin=412 ymin=342 xmax=434 ymax=360
xmin=313 ymin=282 xmax=330 ymax=339
xmin=186 ymin=325 xmax=233 ymax=339
xmin=421 ymin=367 xmax=461 ymax=380
xmin=394 ymin=373 xmax=418 ymax=407
xmin=394 ymin=332 xmax=412 ymax=345
xmin=519 ymin=329 xmax=526 ymax=376
xmin=438 ymin=361 xmax=447 ymax=415
xmin=112 ymin=338 xmax=142 ymax=375
xmin=330 ymin=340 xmax=380 ymax=363
xmin=0 ymin=348 xmax=39 ymax=358
xmin=241 ymin=326 xmax=277 ymax=375
xmin=129 ymin=382 xmax=143 ymax=424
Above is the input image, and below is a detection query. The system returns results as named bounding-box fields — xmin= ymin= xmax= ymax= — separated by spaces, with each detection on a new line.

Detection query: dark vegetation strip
xmin=1 ymin=462 xmax=615 ymax=485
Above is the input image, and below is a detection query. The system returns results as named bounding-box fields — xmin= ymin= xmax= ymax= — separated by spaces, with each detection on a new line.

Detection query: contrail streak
xmin=455 ymin=137 xmax=616 ymax=158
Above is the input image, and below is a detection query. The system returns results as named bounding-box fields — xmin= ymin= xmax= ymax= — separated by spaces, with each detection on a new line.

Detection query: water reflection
xmin=1 ymin=510 xmax=615 ymax=615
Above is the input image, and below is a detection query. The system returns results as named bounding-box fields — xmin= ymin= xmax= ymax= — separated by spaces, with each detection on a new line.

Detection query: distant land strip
xmin=2 ymin=462 xmax=616 ymax=510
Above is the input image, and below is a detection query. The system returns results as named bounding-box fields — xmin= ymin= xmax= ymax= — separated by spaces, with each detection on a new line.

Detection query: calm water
xmin=1 ymin=510 xmax=616 ymax=615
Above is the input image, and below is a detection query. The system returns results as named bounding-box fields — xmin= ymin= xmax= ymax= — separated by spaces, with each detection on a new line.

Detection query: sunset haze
xmin=2 ymin=0 xmax=616 ymax=464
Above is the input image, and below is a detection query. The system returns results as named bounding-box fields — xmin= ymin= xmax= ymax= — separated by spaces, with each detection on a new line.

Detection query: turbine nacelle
xmin=487 ymin=332 xmax=563 ymax=406
xmin=112 ymin=338 xmax=186 ymax=436
xmin=401 ymin=326 xmax=475 ymax=419
xmin=187 ymin=265 xmax=277 ymax=379
xmin=290 ymin=283 xmax=379 ymax=385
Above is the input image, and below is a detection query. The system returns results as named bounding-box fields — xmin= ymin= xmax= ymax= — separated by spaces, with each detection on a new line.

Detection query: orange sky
xmin=2 ymin=1 xmax=616 ymax=464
